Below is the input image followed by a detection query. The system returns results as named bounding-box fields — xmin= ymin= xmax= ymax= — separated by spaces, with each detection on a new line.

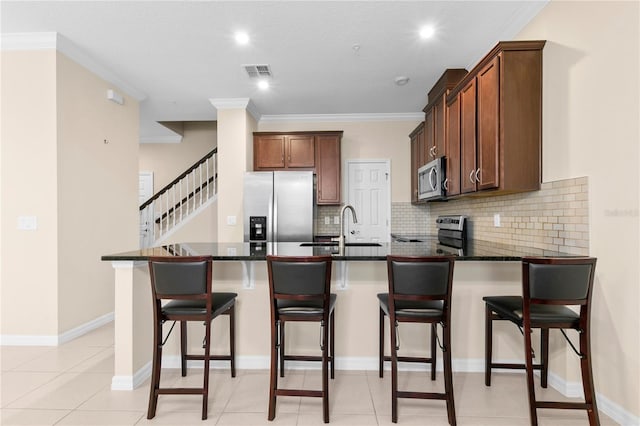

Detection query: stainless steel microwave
xmin=417 ymin=157 xmax=446 ymax=201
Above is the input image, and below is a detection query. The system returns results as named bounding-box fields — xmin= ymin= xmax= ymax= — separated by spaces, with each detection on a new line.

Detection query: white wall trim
xmin=260 ymin=112 xmax=423 ymax=123
xmin=209 ymin=97 xmax=261 ymax=122
xmin=0 ymin=311 xmax=114 ymax=346
xmin=1 ymin=32 xmax=146 ymax=101
xmin=111 ymin=361 xmax=153 ymax=391
xmin=108 ymin=354 xmax=638 ymax=422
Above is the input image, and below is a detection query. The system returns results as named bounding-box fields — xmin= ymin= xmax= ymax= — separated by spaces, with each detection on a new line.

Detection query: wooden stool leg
xmin=202 ymin=320 xmax=211 ymax=420
xmin=279 ymin=321 xmax=286 ymax=378
xmin=268 ymin=320 xmax=278 ymax=421
xmin=180 ymin=321 xmax=187 ymax=377
xmin=379 ymin=307 xmax=385 ymax=378
xmin=430 ymin=323 xmax=437 ymax=381
xmin=540 ymin=328 xmax=549 ymax=388
xmin=390 ymin=319 xmax=399 ymax=424
xmin=147 ymin=315 xmax=163 ymax=419
xmin=484 ymin=305 xmax=493 ymax=386
xmin=580 ymin=327 xmax=600 ymax=426
xmin=330 ymin=310 xmax=335 ymax=380
xmin=443 ymin=321 xmax=457 ymax=426
xmin=322 ymin=317 xmax=330 ymax=423
xmin=229 ymin=306 xmax=236 ymax=378
xmin=523 ymin=327 xmax=538 ymax=426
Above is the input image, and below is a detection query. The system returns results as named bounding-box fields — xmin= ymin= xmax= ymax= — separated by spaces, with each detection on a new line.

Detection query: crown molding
xmin=209 ymin=97 xmax=261 ymax=122
xmin=259 ymin=112 xmax=424 ymax=123
xmin=1 ymin=32 xmax=146 ymax=101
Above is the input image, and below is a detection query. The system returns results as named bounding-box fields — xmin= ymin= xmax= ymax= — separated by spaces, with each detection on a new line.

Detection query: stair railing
xmin=139 ymin=148 xmax=217 ymax=247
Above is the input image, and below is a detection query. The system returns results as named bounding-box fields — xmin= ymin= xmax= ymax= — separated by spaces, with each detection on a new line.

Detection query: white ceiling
xmin=1 ymin=1 xmax=548 ymax=140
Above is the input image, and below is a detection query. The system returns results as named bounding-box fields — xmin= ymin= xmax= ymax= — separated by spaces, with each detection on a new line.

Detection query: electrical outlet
xmin=227 ymin=215 xmax=237 ymax=225
xmin=334 ymin=216 xmax=340 ymax=225
xmin=324 ymin=216 xmax=330 ymax=225
xmin=493 ymin=213 xmax=501 ymax=227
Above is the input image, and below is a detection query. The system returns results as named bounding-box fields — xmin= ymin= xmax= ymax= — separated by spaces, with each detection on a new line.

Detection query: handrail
xmin=139 ymin=147 xmax=218 ymax=248
xmin=140 ymin=148 xmax=217 ymax=210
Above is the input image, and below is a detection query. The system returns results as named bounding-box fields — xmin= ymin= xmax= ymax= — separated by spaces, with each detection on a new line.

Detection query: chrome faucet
xmin=337 ymin=204 xmax=358 ymax=250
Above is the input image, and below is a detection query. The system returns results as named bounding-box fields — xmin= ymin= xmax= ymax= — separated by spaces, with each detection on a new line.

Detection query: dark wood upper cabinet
xmin=315 ymin=133 xmax=341 ymax=205
xmin=447 ymin=40 xmax=545 ymax=197
xmin=253 ymin=131 xmax=342 ymax=205
xmin=445 ymin=94 xmax=462 ymax=197
xmin=409 ymin=122 xmax=425 ymax=204
xmin=254 ymin=133 xmax=314 ymax=170
xmin=459 ymin=78 xmax=478 ymax=194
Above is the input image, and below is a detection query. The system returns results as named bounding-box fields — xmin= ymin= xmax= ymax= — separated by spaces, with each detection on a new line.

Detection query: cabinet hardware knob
xmin=469 ymin=170 xmax=475 ymax=184
xmin=475 ymin=168 xmax=481 ymax=182
xmin=443 ymin=178 xmax=449 ymax=191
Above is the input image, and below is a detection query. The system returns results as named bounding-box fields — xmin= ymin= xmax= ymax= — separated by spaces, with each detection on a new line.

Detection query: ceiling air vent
xmin=243 ymin=64 xmax=272 ymax=78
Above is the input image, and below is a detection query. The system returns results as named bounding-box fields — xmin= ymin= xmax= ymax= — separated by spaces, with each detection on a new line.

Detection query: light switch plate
xmin=227 ymin=215 xmax=237 ymax=225
xmin=324 ymin=216 xmax=330 ymax=225
xmin=493 ymin=213 xmax=501 ymax=227
xmin=334 ymin=216 xmax=340 ymax=225
xmin=18 ymin=216 xmax=37 ymax=230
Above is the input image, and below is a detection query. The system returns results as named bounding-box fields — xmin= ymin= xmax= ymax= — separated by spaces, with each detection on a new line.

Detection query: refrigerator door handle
xmin=271 ymin=190 xmax=277 ymax=243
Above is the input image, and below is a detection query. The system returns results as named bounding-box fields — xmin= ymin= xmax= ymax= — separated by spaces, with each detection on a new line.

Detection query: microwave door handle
xmin=429 ymin=167 xmax=437 ymax=191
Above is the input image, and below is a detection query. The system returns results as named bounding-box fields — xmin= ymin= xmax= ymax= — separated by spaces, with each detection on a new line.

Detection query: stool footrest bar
xmin=397 ymin=391 xmax=447 ymax=400
xmin=276 ymin=389 xmax=323 ymax=398
xmin=536 ymin=401 xmax=591 ymax=410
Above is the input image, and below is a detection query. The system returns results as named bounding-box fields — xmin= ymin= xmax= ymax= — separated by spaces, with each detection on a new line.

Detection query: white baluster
xmin=205 ymin=158 xmax=210 ymax=200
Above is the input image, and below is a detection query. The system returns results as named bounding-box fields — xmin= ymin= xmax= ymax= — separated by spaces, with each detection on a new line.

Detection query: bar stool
xmin=147 ymin=256 xmax=237 ymax=420
xmin=378 ymin=255 xmax=456 ymax=424
xmin=266 ymin=255 xmax=335 ymax=423
xmin=483 ymin=257 xmax=599 ymax=426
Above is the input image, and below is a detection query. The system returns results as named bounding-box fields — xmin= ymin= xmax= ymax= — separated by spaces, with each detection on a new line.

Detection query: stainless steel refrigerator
xmin=243 ymin=171 xmax=314 ymax=242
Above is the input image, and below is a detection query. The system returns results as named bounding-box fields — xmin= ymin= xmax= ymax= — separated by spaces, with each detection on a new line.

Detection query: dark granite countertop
xmin=101 ymin=240 xmax=575 ymax=262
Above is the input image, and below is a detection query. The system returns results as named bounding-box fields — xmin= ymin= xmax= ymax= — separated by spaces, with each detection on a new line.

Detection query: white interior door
xmin=345 ymin=160 xmax=390 ymax=243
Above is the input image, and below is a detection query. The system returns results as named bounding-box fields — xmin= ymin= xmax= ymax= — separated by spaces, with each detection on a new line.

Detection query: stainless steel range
xmin=436 ymin=215 xmax=467 ymax=255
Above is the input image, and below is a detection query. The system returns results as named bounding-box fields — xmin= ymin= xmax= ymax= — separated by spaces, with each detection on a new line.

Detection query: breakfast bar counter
xmin=101 ymin=239 xmax=572 ymax=262
xmin=101 ymin=241 xmax=574 ymax=391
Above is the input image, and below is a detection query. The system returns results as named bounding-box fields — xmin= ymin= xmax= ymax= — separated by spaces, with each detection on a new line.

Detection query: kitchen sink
xmin=300 ymin=242 xmax=382 ymax=247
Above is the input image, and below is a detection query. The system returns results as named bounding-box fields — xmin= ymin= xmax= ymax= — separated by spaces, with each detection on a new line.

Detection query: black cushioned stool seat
xmin=146 ymin=257 xmax=237 ymax=421
xmin=483 ymin=257 xmax=599 ymax=426
xmin=266 ymin=255 xmax=335 ymax=424
xmin=381 ymin=255 xmax=457 ymax=425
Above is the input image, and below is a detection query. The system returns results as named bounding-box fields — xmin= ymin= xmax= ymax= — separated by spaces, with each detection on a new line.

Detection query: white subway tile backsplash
xmin=390 ymin=176 xmax=590 ymax=255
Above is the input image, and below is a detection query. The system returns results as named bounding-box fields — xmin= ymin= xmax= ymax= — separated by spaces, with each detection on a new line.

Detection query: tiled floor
xmin=1 ymin=323 xmax=616 ymax=425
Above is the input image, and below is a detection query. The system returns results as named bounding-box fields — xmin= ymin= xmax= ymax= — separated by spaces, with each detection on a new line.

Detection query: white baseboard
xmin=111 ymin=361 xmax=152 ymax=391
xmin=109 ymin=353 xmax=637 ymax=424
xmin=0 ymin=312 xmax=114 ymax=346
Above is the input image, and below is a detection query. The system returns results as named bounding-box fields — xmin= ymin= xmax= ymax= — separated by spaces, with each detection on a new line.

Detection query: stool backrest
xmin=387 ymin=255 xmax=455 ymax=301
xmin=266 ymin=255 xmax=333 ymax=314
xmin=148 ymin=256 xmax=213 ymax=300
xmin=522 ymin=257 xmax=597 ymax=306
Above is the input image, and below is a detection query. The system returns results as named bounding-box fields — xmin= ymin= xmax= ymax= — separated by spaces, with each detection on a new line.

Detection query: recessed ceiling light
xmin=419 ymin=25 xmax=435 ymax=40
xmin=257 ymin=80 xmax=270 ymax=90
xmin=234 ymin=31 xmax=250 ymax=45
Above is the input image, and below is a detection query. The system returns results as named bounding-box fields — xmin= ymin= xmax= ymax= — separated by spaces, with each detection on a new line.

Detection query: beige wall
xmin=138 ymin=121 xmax=217 ymax=193
xmin=56 ymin=52 xmax=139 ymax=332
xmin=516 ymin=0 xmax=639 ymax=418
xmin=0 ymin=49 xmax=139 ymax=337
xmin=258 ymin=120 xmax=419 ymax=203
xmin=1 ymin=50 xmax=60 ymax=336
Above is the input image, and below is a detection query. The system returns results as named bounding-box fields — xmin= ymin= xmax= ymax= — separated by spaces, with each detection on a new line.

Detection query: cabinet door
xmin=424 ymin=108 xmax=435 ymax=162
xmin=445 ymin=96 xmax=461 ymax=197
xmin=460 ymin=78 xmax=477 ymax=194
xmin=433 ymin=96 xmax=446 ymax=159
xmin=477 ymin=55 xmax=500 ymax=190
xmin=315 ymin=134 xmax=341 ymax=204
xmin=410 ymin=130 xmax=420 ymax=203
xmin=287 ymin=135 xmax=315 ymax=168
xmin=254 ymin=135 xmax=286 ymax=169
